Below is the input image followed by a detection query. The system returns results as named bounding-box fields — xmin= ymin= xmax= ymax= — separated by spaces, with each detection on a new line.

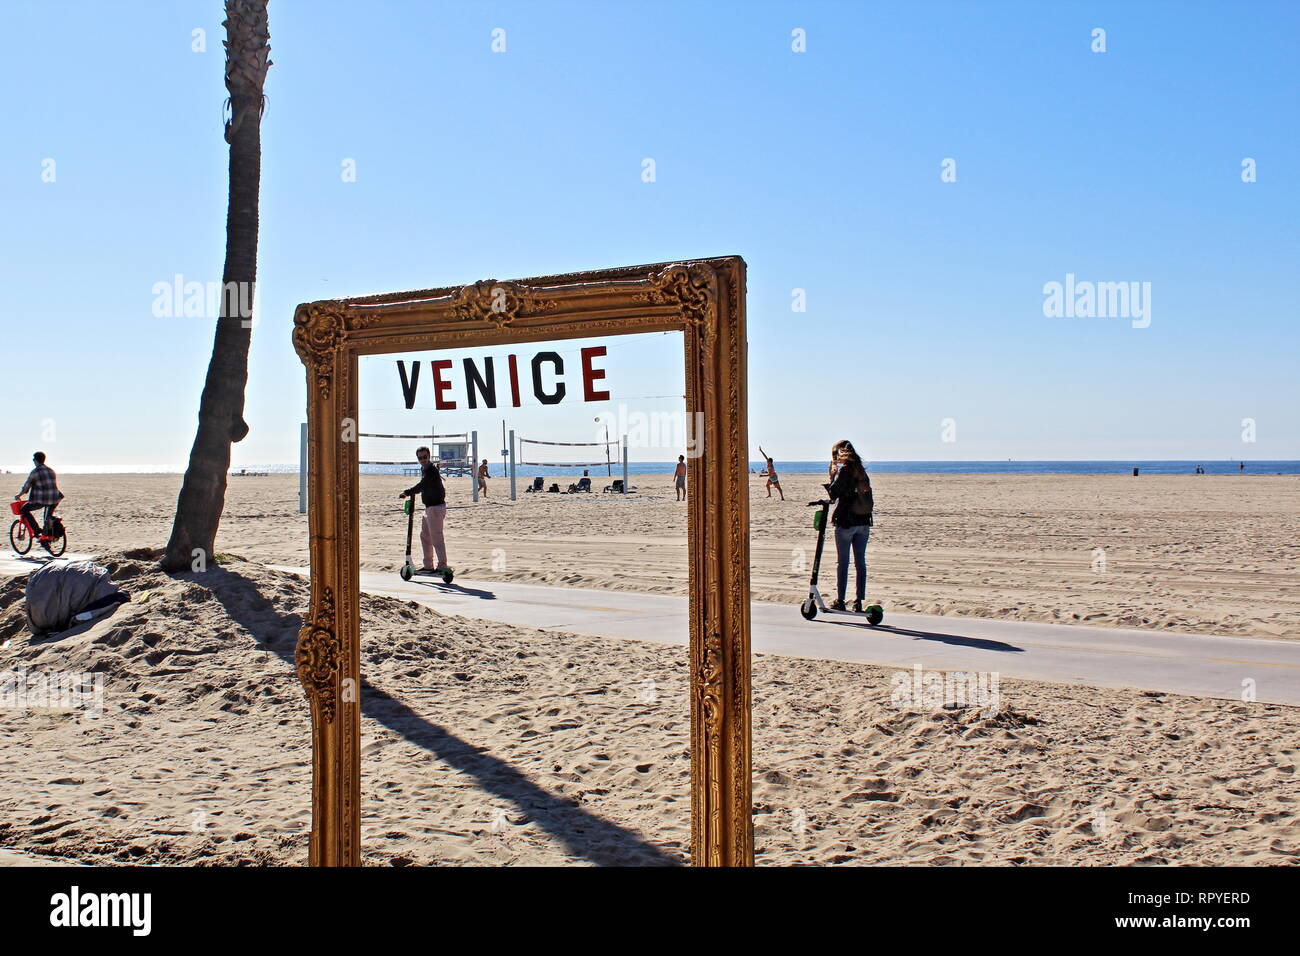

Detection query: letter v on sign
xmin=397 ymin=361 xmax=420 ymax=409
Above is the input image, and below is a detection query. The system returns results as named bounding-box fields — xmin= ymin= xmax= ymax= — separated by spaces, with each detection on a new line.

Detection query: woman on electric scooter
xmin=826 ymin=440 xmax=873 ymax=612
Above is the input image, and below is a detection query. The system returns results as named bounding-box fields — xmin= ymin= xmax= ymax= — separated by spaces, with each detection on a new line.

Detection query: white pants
xmin=420 ymin=504 xmax=448 ymax=569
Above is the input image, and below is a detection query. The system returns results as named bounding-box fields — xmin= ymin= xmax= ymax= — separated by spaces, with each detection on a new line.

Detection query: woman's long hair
xmin=833 ymin=439 xmax=867 ymax=484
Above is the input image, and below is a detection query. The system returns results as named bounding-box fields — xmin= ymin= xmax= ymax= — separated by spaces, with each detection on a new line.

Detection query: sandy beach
xmin=30 ymin=471 xmax=1300 ymax=640
xmin=1 ymin=549 xmax=1297 ymax=866
xmin=0 ymin=471 xmax=1297 ymax=865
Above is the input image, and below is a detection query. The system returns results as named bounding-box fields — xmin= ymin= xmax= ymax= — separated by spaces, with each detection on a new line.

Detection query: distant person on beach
xmin=825 ymin=440 xmax=873 ymax=612
xmin=13 ymin=451 xmax=63 ymax=540
xmin=674 ymin=455 xmax=687 ymax=501
xmin=399 ymin=446 xmax=450 ymax=572
xmin=1240 ymin=461 xmax=1245 ymax=473
xmin=477 ymin=459 xmax=490 ymax=496
xmin=757 ymin=446 xmax=784 ymax=500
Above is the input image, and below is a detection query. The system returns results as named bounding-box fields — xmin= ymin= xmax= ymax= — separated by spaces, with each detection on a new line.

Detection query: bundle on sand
xmin=0 ymin=552 xmax=1297 ymax=866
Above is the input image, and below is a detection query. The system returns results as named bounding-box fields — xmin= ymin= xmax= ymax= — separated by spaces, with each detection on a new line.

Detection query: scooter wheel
xmin=442 ymin=569 xmax=454 ymax=585
xmin=800 ymin=598 xmax=818 ymax=620
xmin=399 ymin=565 xmax=414 ymax=582
xmin=866 ymin=604 xmax=884 ymax=626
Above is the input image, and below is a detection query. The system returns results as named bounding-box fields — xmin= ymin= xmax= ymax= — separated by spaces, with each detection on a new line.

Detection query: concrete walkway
xmin=0 ymin=551 xmax=97 ymax=576
xmin=280 ymin=567 xmax=1300 ymax=706
xmin=5 ymin=551 xmax=1296 ymax=706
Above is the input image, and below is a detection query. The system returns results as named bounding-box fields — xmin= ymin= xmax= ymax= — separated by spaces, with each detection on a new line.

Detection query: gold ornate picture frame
xmin=292 ymin=256 xmax=752 ymax=866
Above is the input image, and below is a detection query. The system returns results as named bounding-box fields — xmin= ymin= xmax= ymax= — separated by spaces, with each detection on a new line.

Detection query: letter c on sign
xmin=532 ymin=352 xmax=565 ymax=405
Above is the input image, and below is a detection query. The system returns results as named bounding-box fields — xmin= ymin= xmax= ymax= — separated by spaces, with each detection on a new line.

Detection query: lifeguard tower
xmin=437 ymin=439 xmax=471 ymax=477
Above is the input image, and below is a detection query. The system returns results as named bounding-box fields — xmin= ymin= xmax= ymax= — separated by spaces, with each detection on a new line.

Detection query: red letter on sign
xmin=431 ymin=360 xmax=456 ymax=410
xmin=507 ymin=354 xmax=521 ymax=407
xmin=581 ymin=346 xmax=610 ymax=402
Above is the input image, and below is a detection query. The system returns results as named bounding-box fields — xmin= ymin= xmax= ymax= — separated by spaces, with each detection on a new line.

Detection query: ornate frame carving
xmin=292 ymin=257 xmax=752 ymax=866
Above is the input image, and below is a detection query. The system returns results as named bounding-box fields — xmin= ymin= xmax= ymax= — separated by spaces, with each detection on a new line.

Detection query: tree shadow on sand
xmin=195 ymin=564 xmax=683 ymax=866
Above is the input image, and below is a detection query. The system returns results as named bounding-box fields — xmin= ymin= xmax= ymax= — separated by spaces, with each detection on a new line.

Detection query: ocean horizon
xmin=11 ymin=460 xmax=1299 ymax=477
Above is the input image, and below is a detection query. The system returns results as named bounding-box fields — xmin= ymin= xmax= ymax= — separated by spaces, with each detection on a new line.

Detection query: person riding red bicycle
xmin=12 ymin=451 xmax=65 ymax=551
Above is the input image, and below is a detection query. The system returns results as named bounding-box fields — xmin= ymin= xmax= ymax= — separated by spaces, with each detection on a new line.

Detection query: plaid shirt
xmin=20 ymin=464 xmax=61 ymax=506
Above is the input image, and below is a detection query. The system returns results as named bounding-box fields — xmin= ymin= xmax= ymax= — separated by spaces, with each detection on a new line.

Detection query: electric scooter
xmin=398 ymin=497 xmax=454 ymax=584
xmin=800 ymin=499 xmax=883 ymax=625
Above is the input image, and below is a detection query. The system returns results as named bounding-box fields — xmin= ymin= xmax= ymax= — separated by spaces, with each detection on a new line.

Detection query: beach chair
xmin=604 ymin=479 xmax=625 ymax=493
xmin=524 ymin=476 xmax=544 ymax=493
xmin=574 ymin=476 xmax=592 ymax=492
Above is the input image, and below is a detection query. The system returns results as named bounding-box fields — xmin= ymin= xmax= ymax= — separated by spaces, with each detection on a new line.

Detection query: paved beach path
xmin=4 ymin=551 xmax=1297 ymax=706
xmin=278 ymin=567 xmax=1300 ymax=707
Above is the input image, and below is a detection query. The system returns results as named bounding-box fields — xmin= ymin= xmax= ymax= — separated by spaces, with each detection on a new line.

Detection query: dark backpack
xmin=848 ymin=473 xmax=874 ymax=525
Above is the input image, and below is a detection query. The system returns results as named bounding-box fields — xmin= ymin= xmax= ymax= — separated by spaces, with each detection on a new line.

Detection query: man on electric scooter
xmin=13 ymin=451 xmax=63 ymax=541
xmin=398 ymin=446 xmax=451 ymax=574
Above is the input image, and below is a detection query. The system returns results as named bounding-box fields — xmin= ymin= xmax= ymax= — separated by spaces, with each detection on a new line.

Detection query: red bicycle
xmin=9 ymin=499 xmax=67 ymax=557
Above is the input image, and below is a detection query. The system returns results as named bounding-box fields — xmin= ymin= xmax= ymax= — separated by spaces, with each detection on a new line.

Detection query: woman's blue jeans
xmin=834 ymin=524 xmax=870 ymax=602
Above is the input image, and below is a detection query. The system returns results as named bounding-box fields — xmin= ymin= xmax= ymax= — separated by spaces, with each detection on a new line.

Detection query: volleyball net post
xmin=509 ymin=429 xmax=517 ymax=500
xmin=471 ymin=430 xmax=479 ymax=502
xmin=622 ymin=434 xmax=629 ymax=494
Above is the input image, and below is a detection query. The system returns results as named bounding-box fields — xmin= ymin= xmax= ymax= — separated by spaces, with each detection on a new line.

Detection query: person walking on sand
xmin=477 ymin=458 xmax=490 ymax=497
xmin=825 ymin=439 xmax=873 ymax=612
xmin=757 ymin=445 xmax=785 ymax=500
xmin=399 ymin=446 xmax=450 ymax=573
xmin=674 ymin=455 xmax=687 ymax=501
xmin=14 ymin=451 xmax=63 ymax=541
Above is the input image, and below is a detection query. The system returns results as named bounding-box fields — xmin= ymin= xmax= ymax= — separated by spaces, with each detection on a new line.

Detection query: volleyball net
xmin=299 ymin=427 xmax=481 ymax=512
xmin=357 ymin=431 xmax=471 ymax=471
xmin=297 ymin=426 xmax=631 ymax=511
xmin=515 ymin=436 xmax=620 ymax=469
xmin=513 ymin=433 xmax=629 ymax=493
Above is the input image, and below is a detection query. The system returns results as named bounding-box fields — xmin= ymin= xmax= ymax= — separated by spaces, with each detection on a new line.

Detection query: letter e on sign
xmin=581 ymin=347 xmax=610 ymax=402
xmin=431 ymin=360 xmax=456 ymax=410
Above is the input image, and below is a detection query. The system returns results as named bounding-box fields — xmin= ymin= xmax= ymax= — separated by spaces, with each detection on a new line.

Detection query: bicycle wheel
xmin=9 ymin=519 xmax=32 ymax=555
xmin=45 ymin=528 xmax=67 ymax=557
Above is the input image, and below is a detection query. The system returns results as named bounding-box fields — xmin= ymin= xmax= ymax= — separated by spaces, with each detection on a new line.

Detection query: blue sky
xmin=1 ymin=0 xmax=1296 ymax=470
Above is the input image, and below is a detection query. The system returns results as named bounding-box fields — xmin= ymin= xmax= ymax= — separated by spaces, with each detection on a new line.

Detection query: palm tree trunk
xmin=162 ymin=0 xmax=272 ymax=572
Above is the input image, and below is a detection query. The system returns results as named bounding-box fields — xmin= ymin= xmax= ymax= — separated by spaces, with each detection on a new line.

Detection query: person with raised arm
xmin=757 ymin=445 xmax=785 ymax=500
